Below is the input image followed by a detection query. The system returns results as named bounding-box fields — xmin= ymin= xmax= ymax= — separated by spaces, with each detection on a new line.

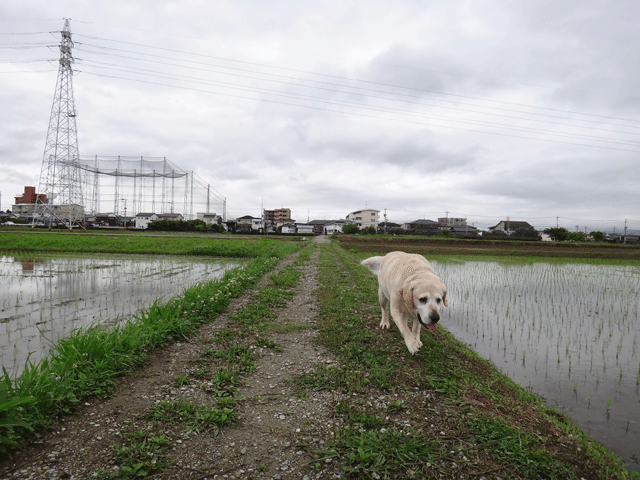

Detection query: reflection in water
xmin=0 ymin=255 xmax=242 ymax=376
xmin=433 ymin=260 xmax=640 ymax=471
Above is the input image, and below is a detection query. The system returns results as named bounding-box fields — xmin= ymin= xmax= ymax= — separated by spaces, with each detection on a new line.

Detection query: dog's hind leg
xmin=379 ymin=288 xmax=390 ymax=329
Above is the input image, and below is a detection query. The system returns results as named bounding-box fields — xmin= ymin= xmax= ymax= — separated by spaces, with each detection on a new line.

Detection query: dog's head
xmin=402 ymin=280 xmax=448 ymax=331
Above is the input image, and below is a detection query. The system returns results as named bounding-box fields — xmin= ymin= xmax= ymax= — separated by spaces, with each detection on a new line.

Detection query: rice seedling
xmin=432 ymin=257 xmax=640 ymax=467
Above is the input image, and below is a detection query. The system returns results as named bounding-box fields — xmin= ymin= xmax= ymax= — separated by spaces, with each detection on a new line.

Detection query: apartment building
xmin=346 ymin=209 xmax=380 ymax=229
xmin=264 ymin=208 xmax=292 ymax=228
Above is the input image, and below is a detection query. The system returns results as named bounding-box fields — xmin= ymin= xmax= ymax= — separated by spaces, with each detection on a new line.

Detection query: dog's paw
xmin=379 ymin=319 xmax=390 ymax=329
xmin=405 ymin=338 xmax=421 ymax=355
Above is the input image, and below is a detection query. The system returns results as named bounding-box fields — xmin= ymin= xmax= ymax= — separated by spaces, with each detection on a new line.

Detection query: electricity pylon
xmin=34 ymin=18 xmax=85 ymax=229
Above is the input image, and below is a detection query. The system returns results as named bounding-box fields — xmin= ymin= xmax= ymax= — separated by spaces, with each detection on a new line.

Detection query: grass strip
xmin=0 ymin=231 xmax=303 ymax=258
xmin=0 ymin=239 xmax=304 ymax=454
xmin=307 ymin=240 xmax=638 ymax=480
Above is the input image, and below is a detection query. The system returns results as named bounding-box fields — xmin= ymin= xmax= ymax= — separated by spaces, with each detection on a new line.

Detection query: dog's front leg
xmin=411 ymin=318 xmax=422 ymax=348
xmin=390 ymin=305 xmax=421 ymax=354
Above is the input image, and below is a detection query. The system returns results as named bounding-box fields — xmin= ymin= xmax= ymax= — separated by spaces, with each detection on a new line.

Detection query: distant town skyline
xmin=1 ymin=4 xmax=639 ymax=236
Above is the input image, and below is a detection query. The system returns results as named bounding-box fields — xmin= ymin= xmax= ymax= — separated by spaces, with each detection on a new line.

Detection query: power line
xmin=74 ymin=47 xmax=640 ymax=138
xmin=77 ymin=60 xmax=640 ymax=149
xmin=68 ymin=18 xmax=640 ymax=103
xmin=78 ymin=68 xmax=640 ymax=154
xmin=73 ymin=33 xmax=640 ymax=125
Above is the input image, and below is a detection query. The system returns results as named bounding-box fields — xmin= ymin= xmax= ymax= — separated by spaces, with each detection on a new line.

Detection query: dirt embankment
xmin=1 ymin=237 xmax=636 ymax=480
xmin=0 ymin=247 xmax=340 ymax=480
xmin=338 ymin=235 xmax=640 ymax=260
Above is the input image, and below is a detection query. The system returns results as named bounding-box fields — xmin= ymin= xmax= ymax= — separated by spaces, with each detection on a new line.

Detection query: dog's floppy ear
xmin=400 ymin=285 xmax=415 ymax=312
xmin=443 ymin=289 xmax=448 ymax=307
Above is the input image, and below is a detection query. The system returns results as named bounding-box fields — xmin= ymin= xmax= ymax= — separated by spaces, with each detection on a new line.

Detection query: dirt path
xmin=1 ymin=238 xmax=341 ymax=480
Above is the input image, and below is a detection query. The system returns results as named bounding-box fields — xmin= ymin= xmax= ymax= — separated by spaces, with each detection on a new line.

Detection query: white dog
xmin=361 ymin=251 xmax=448 ymax=354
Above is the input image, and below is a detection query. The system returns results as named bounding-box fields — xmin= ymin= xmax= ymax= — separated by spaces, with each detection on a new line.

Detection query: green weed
xmin=148 ymin=397 xmax=234 ymax=433
xmin=173 ymin=375 xmax=189 ymax=388
xmin=471 ymin=416 xmax=574 ymax=479
xmin=91 ymin=430 xmax=171 ymax=479
xmin=328 ymin=427 xmax=437 ymax=476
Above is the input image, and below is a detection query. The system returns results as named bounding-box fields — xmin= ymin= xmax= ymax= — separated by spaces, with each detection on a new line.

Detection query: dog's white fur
xmin=361 ymin=251 xmax=448 ymax=355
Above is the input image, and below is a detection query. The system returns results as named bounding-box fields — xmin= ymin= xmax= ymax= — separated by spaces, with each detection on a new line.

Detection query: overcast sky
xmin=1 ymin=1 xmax=639 ymax=231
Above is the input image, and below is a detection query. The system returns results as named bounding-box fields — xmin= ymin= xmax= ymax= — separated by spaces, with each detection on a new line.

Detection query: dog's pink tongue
xmin=427 ymin=324 xmax=437 ymax=332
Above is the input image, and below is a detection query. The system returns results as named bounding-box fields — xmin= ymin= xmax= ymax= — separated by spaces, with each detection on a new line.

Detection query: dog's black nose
xmin=430 ymin=314 xmax=440 ymax=323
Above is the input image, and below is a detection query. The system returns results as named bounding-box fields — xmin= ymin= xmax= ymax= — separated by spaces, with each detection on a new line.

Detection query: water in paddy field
xmin=432 ymin=259 xmax=640 ymax=471
xmin=0 ymin=255 xmax=243 ymax=376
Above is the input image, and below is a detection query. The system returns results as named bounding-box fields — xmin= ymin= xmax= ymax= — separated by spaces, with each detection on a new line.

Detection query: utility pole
xmin=35 ymin=19 xmax=84 ymax=230
xmin=384 ymin=209 xmax=388 ymax=234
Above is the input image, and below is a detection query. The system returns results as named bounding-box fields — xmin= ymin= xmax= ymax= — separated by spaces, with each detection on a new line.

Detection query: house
xmin=0 ymin=212 xmax=18 ymax=223
xmin=296 ymin=223 xmax=314 ymax=235
xmin=448 ymin=225 xmax=480 ymax=237
xmin=377 ymin=222 xmax=402 ymax=234
xmin=324 ymin=220 xmax=352 ymax=235
xmin=197 ymin=212 xmax=222 ymax=225
xmin=403 ymin=219 xmax=441 ymax=235
xmin=279 ymin=222 xmax=313 ymax=235
xmin=438 ymin=217 xmax=467 ymax=228
xmin=488 ymin=220 xmax=534 ymax=235
xmin=281 ymin=222 xmax=296 ymax=234
xmin=346 ymin=209 xmax=380 ymax=230
xmin=134 ymin=213 xmax=158 ymax=229
xmin=133 ymin=212 xmax=183 ymax=229
xmin=156 ymin=213 xmax=184 ymax=222
xmin=307 ymin=219 xmax=352 ymax=235
xmin=608 ymin=233 xmax=639 ymax=244
xmin=95 ymin=213 xmax=118 ymax=227
xmin=308 ymin=219 xmax=331 ymax=235
xmin=236 ymin=215 xmax=263 ymax=233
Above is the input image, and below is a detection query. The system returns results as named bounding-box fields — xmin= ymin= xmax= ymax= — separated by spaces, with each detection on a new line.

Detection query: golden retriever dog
xmin=361 ymin=251 xmax=448 ymax=354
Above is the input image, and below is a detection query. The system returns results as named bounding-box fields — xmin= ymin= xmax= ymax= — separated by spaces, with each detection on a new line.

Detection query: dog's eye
xmin=436 ymin=298 xmax=442 ymax=304
xmin=419 ymin=297 xmax=428 ymax=304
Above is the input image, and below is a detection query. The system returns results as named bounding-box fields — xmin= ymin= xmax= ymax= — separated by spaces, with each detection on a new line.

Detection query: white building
xmin=197 ymin=212 xmax=222 ymax=225
xmin=281 ymin=222 xmax=296 ymax=234
xmin=296 ymin=223 xmax=314 ymax=235
xmin=134 ymin=212 xmax=184 ymax=229
xmin=134 ymin=213 xmax=158 ymax=229
xmin=324 ymin=220 xmax=350 ymax=234
xmin=346 ymin=209 xmax=380 ymax=230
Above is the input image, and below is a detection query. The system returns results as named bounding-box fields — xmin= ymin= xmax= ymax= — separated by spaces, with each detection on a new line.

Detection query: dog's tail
xmin=360 ymin=256 xmax=383 ymax=276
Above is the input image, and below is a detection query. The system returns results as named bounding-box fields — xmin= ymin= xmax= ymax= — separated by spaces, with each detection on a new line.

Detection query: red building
xmin=15 ymin=186 xmax=47 ymax=204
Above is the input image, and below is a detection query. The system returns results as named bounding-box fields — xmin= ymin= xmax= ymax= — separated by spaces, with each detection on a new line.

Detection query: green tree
xmin=514 ymin=227 xmax=541 ymax=240
xmin=590 ymin=231 xmax=604 ymax=242
xmin=342 ymin=224 xmax=360 ymax=234
xmin=543 ymin=227 xmax=570 ymax=241
xmin=567 ymin=231 xmax=587 ymax=242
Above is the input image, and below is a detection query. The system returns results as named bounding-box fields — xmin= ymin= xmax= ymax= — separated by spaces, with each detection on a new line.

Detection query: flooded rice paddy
xmin=0 ymin=255 xmax=242 ymax=376
xmin=434 ymin=260 xmax=640 ymax=470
